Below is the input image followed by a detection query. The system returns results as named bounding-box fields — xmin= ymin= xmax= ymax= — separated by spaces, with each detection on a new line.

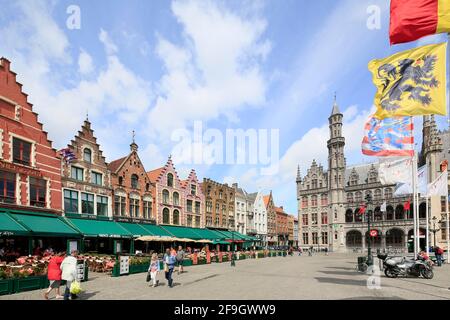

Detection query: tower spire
xmin=296 ymin=165 xmax=301 ymax=183
xmin=331 ymin=92 xmax=340 ymax=116
xmin=130 ymin=130 xmax=138 ymax=152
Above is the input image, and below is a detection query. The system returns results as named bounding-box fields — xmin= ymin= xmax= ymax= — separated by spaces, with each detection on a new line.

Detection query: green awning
xmin=140 ymin=224 xmax=173 ymax=237
xmin=191 ymin=228 xmax=224 ymax=240
xmin=0 ymin=212 xmax=30 ymax=236
xmin=9 ymin=211 xmax=80 ymax=237
xmin=212 ymin=240 xmax=230 ymax=245
xmin=116 ymin=222 xmax=152 ymax=238
xmin=213 ymin=230 xmax=235 ymax=240
xmin=161 ymin=225 xmax=203 ymax=240
xmin=67 ymin=218 xmax=132 ymax=238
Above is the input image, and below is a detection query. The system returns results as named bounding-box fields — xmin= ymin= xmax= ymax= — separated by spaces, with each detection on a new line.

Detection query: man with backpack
xmin=176 ymin=246 xmax=185 ymax=275
xmin=434 ymin=246 xmax=444 ymax=267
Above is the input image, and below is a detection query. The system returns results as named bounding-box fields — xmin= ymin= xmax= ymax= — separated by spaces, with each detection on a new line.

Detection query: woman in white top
xmin=60 ymin=250 xmax=78 ymax=300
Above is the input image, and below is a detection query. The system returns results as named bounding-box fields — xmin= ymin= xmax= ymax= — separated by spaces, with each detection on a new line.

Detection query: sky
xmin=0 ymin=0 xmax=449 ymax=216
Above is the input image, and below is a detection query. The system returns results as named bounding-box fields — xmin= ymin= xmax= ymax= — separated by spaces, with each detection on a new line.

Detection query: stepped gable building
xmin=297 ymin=97 xmax=430 ymax=253
xmin=147 ymin=156 xmax=186 ymax=226
xmin=0 ymin=58 xmax=62 ymax=213
xmin=180 ymin=169 xmax=204 ymax=228
xmin=107 ymin=137 xmax=153 ymax=222
xmin=253 ymin=191 xmax=268 ymax=246
xmin=245 ymin=191 xmax=258 ymax=237
xmin=201 ymin=178 xmax=235 ymax=230
xmin=275 ymin=206 xmax=289 ymax=246
xmin=264 ymin=192 xmax=277 ymax=245
xmin=61 ymin=119 xmax=113 ymax=217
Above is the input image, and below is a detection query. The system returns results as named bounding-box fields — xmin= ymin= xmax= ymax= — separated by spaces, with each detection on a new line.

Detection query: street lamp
xmin=231 ymin=229 xmax=236 ymax=267
xmin=429 ymin=216 xmax=441 ymax=248
xmin=365 ymin=193 xmax=373 ymax=265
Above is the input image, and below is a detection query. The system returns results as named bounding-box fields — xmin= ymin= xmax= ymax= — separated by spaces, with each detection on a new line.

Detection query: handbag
xmin=70 ymin=281 xmax=82 ymax=294
xmin=146 ymin=271 xmax=151 ymax=282
xmin=164 ymin=263 xmax=169 ymax=273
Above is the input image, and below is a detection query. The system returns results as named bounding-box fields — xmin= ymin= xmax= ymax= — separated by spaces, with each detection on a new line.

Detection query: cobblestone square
xmin=2 ymin=253 xmax=450 ymax=300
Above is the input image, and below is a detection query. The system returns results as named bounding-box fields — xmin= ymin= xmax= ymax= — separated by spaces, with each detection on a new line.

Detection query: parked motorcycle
xmin=377 ymin=253 xmax=434 ymax=279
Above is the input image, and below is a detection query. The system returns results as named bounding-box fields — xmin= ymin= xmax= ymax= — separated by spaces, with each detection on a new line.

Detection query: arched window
xmin=173 ymin=192 xmax=179 ymax=206
xmin=173 ymin=209 xmax=180 ymax=225
xmin=83 ymin=148 xmax=92 ymax=163
xmin=162 ymin=189 xmax=170 ymax=204
xmin=167 ymin=173 xmax=174 ymax=187
xmin=395 ymin=205 xmax=404 ymax=220
xmin=345 ymin=209 xmax=354 ymax=223
xmin=131 ymin=174 xmax=139 ymax=189
xmin=386 ymin=205 xmax=394 ymax=220
xmin=163 ymin=208 xmax=170 ymax=224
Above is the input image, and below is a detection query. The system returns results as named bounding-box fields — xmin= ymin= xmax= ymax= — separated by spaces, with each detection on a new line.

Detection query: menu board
xmin=120 ymin=256 xmax=129 ymax=275
xmin=76 ymin=260 xmax=85 ymax=281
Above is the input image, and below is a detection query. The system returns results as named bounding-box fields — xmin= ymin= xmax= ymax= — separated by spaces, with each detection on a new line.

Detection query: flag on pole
xmin=390 ymin=0 xmax=450 ymax=45
xmin=359 ymin=205 xmax=366 ymax=214
xmin=368 ymin=43 xmax=447 ymax=119
xmin=404 ymin=200 xmax=411 ymax=211
xmin=59 ymin=148 xmax=76 ymax=164
xmin=393 ymin=165 xmax=428 ymax=196
xmin=394 ymin=182 xmax=412 ymax=196
xmin=380 ymin=201 xmax=387 ymax=212
xmin=426 ymin=170 xmax=449 ymax=196
xmin=361 ymin=116 xmax=414 ymax=156
xmin=379 ymin=157 xmax=414 ymax=185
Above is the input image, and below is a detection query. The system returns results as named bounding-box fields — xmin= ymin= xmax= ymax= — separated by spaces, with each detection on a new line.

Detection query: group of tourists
xmin=147 ymin=246 xmax=185 ymax=288
xmin=44 ymin=250 xmax=79 ymax=300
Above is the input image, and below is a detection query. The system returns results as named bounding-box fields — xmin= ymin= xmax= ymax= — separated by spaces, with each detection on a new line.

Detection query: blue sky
xmin=0 ymin=0 xmax=448 ymax=215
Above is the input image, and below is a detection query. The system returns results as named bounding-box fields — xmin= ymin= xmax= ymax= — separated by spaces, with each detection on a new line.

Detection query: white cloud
xmin=78 ymin=49 xmax=94 ymax=75
xmin=99 ymin=28 xmax=118 ymax=55
xmin=147 ymin=0 xmax=270 ymax=138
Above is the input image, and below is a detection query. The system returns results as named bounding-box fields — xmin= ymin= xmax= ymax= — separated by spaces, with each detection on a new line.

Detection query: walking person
xmin=176 ymin=246 xmax=185 ymax=275
xmin=148 ymin=253 xmax=160 ymax=287
xmin=60 ymin=250 xmax=78 ymax=300
xmin=163 ymin=248 xmax=176 ymax=288
xmin=44 ymin=251 xmax=65 ymax=300
xmin=434 ymin=246 xmax=444 ymax=266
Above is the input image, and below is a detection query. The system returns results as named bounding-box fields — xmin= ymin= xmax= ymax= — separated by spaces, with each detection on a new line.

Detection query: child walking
xmin=149 ymin=253 xmax=160 ymax=287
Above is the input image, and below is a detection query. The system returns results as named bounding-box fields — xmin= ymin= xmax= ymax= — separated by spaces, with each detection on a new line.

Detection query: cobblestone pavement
xmin=2 ymin=253 xmax=450 ymax=300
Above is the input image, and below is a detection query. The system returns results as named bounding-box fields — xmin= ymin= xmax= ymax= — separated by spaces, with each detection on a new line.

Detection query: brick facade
xmin=0 ymin=58 xmax=61 ymax=213
xmin=108 ymin=142 xmax=153 ymax=221
xmin=202 ymin=178 xmax=235 ymax=230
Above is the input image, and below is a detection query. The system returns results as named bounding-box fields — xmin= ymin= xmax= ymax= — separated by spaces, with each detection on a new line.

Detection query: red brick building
xmin=0 ymin=58 xmax=62 ymax=213
xmin=107 ymin=139 xmax=153 ymax=221
xmin=181 ymin=169 xmax=205 ymax=228
xmin=264 ymin=192 xmax=276 ymax=244
xmin=275 ymin=206 xmax=289 ymax=246
xmin=147 ymin=157 xmax=186 ymax=226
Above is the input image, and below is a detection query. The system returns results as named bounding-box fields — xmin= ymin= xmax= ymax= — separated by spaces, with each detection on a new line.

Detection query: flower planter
xmin=197 ymin=259 xmax=206 ymax=265
xmin=0 ymin=279 xmax=15 ymax=296
xmin=129 ymin=264 xmax=149 ymax=274
xmin=182 ymin=259 xmax=193 ymax=267
xmin=14 ymin=276 xmax=45 ymax=293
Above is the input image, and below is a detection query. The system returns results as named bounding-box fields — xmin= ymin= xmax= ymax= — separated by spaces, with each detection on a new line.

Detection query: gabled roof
xmin=147 ymin=167 xmax=165 ymax=184
xmin=263 ymin=195 xmax=271 ymax=207
xmin=107 ymin=156 xmax=127 ymax=173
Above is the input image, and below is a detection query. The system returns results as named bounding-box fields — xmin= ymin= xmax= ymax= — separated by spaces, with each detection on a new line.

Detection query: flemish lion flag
xmin=390 ymin=0 xmax=450 ymax=45
xmin=369 ymin=43 xmax=447 ymax=119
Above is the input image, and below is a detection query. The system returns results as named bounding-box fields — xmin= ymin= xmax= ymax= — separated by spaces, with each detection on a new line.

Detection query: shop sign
xmin=0 ymin=231 xmax=14 ymax=236
xmin=369 ymin=230 xmax=378 ymax=237
xmin=119 ymin=256 xmax=129 ymax=275
xmin=0 ymin=160 xmax=42 ymax=178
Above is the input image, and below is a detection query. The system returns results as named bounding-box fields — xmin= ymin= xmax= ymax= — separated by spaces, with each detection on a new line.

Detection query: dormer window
xmin=131 ymin=174 xmax=139 ymax=189
xmin=167 ymin=173 xmax=174 ymax=187
xmin=83 ymin=148 xmax=92 ymax=163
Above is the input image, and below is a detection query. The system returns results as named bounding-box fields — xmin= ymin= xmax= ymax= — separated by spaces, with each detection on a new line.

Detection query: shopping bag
xmin=70 ymin=281 xmax=82 ymax=295
xmin=164 ymin=263 xmax=169 ymax=273
xmin=146 ymin=271 xmax=151 ymax=282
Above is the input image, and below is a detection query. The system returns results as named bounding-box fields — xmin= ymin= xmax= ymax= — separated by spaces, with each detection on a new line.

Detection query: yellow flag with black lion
xmin=369 ymin=43 xmax=447 ymax=119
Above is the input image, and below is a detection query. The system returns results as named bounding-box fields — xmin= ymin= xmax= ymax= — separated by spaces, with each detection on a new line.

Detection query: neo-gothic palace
xmin=297 ymin=98 xmax=450 ymax=253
